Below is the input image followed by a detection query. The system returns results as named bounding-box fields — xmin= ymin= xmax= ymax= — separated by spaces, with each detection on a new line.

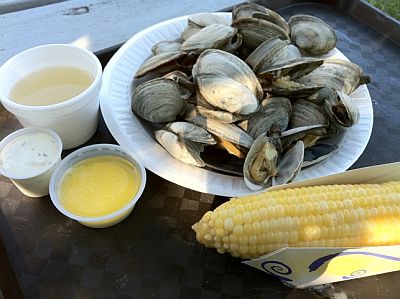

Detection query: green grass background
xmin=367 ymin=0 xmax=400 ymax=20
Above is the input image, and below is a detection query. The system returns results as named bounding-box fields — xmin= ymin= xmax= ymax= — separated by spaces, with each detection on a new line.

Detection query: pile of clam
xmin=131 ymin=3 xmax=371 ymax=191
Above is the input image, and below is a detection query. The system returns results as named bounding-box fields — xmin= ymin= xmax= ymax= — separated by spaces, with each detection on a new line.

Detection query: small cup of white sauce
xmin=0 ymin=127 xmax=62 ymax=197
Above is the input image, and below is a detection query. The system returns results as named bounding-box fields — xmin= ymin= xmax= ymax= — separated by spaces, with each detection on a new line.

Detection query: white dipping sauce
xmin=0 ymin=132 xmax=59 ymax=177
xmin=0 ymin=128 xmax=62 ymax=197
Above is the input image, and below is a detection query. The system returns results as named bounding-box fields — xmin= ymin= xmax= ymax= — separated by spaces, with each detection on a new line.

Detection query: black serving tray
xmin=1 ymin=1 xmax=399 ymax=298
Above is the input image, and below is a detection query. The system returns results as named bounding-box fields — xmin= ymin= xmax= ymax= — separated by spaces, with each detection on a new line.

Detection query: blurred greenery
xmin=366 ymin=0 xmax=400 ymax=20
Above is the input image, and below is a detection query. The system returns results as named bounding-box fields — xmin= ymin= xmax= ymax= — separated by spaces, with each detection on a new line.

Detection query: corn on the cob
xmin=192 ymin=181 xmax=400 ymax=259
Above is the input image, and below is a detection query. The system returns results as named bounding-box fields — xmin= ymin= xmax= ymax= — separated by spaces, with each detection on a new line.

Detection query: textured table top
xmin=1 ymin=1 xmax=400 ymax=299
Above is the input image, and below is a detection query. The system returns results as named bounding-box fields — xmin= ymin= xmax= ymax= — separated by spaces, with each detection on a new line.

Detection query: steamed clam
xmin=232 ymin=17 xmax=289 ymax=50
xmin=135 ymin=51 xmax=188 ymax=78
xmin=180 ymin=24 xmax=242 ymax=54
xmin=155 ymin=121 xmax=216 ymax=167
xmin=302 ymin=143 xmax=339 ymax=167
xmin=181 ymin=13 xmax=230 ymax=41
xmin=289 ymin=14 xmax=337 ymax=55
xmin=289 ymin=99 xmax=328 ymax=128
xmin=131 ymin=78 xmax=189 ymax=123
xmin=245 ymin=97 xmax=291 ymax=139
xmin=195 ymin=73 xmax=259 ymax=116
xmin=324 ymin=90 xmax=360 ymax=128
xmin=192 ymin=49 xmax=263 ymax=100
xmin=232 ymin=3 xmax=290 ymax=50
xmin=296 ymin=59 xmax=371 ymax=94
xmin=130 ymin=3 xmax=371 ymax=191
xmin=272 ymin=140 xmax=304 ymax=186
xmin=243 ymin=134 xmax=281 ymax=191
xmin=152 ymin=41 xmax=182 ymax=55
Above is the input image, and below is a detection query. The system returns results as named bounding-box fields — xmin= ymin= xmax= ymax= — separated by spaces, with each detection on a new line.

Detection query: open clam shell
xmin=302 ymin=143 xmax=339 ymax=168
xmin=262 ymin=78 xmax=324 ymax=98
xmin=189 ymin=13 xmax=230 ymax=27
xmin=243 ymin=134 xmax=281 ymax=191
xmin=193 ymin=106 xmax=243 ymax=124
xmin=134 ymin=51 xmax=188 ymax=78
xmin=232 ymin=3 xmax=290 ymax=34
xmin=272 ymin=140 xmax=304 ymax=186
xmin=180 ymin=24 xmax=242 ymax=54
xmin=281 ymin=124 xmax=327 ymax=150
xmin=246 ymin=97 xmax=291 ymax=139
xmin=257 ymin=57 xmax=324 ymax=81
xmin=185 ymin=114 xmax=254 ymax=149
xmin=324 ymin=91 xmax=360 ymax=128
xmin=181 ymin=13 xmax=230 ymax=41
xmin=165 ymin=122 xmax=216 ymax=145
xmin=232 ymin=17 xmax=290 ymax=50
xmin=155 ymin=130 xmax=205 ymax=167
xmin=296 ymin=59 xmax=371 ymax=95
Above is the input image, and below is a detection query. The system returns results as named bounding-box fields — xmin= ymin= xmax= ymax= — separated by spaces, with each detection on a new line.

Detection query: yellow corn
xmin=192 ymin=181 xmax=400 ymax=259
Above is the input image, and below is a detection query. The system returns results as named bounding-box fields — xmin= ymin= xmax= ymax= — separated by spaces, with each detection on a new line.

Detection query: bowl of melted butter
xmin=49 ymin=144 xmax=146 ymax=228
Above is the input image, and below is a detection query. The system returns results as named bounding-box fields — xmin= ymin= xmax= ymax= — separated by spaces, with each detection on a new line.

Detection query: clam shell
xmin=232 ymin=3 xmax=289 ymax=34
xmin=195 ymin=73 xmax=259 ymax=116
xmin=289 ymin=99 xmax=328 ymax=128
xmin=151 ymin=41 xmax=182 ymax=55
xmin=306 ymin=87 xmax=336 ymax=106
xmin=181 ymin=26 xmax=202 ymax=41
xmin=271 ymin=44 xmax=302 ymax=65
xmin=247 ymin=39 xmax=302 ymax=75
xmin=166 ymin=122 xmax=216 ymax=144
xmin=232 ymin=17 xmax=290 ymax=50
xmin=131 ymin=78 xmax=187 ymax=123
xmin=324 ymin=91 xmax=360 ymax=128
xmin=245 ymin=36 xmax=288 ymax=71
xmin=262 ymin=78 xmax=324 ymax=98
xmin=302 ymin=143 xmax=339 ymax=167
xmin=296 ymin=59 xmax=371 ymax=95
xmin=135 ymin=51 xmax=187 ymax=78
xmin=162 ymin=71 xmax=195 ymax=95
xmin=246 ymin=97 xmax=291 ymax=139
xmin=257 ymin=57 xmax=324 ymax=81
xmin=180 ymin=24 xmax=241 ymax=54
xmin=281 ymin=124 xmax=327 ymax=150
xmin=272 ymin=140 xmax=304 ymax=186
xmin=192 ymin=49 xmax=263 ymax=101
xmin=155 ymin=130 xmax=205 ymax=167
xmin=185 ymin=114 xmax=254 ymax=148
xmin=243 ymin=134 xmax=281 ymax=190
xmin=289 ymin=14 xmax=337 ymax=55
xmin=181 ymin=13 xmax=230 ymax=41
xmin=194 ymin=106 xmax=243 ymax=123
xmin=188 ymin=13 xmax=230 ymax=27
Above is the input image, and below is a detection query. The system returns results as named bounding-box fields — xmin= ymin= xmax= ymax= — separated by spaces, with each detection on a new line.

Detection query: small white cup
xmin=0 ymin=128 xmax=63 ymax=197
xmin=0 ymin=44 xmax=102 ymax=149
xmin=49 ymin=144 xmax=147 ymax=228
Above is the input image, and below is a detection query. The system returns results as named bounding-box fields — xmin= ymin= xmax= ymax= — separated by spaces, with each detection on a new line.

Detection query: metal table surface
xmin=1 ymin=1 xmax=400 ymax=298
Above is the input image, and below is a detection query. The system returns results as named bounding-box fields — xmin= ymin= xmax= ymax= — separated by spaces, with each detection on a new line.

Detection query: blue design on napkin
xmin=261 ymin=261 xmax=293 ymax=282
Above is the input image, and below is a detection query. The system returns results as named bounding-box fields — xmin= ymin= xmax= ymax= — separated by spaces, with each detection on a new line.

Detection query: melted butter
xmin=59 ymin=155 xmax=141 ymax=217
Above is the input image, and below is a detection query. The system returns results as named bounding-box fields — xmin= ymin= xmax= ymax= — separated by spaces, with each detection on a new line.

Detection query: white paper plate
xmin=100 ymin=13 xmax=373 ymax=197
